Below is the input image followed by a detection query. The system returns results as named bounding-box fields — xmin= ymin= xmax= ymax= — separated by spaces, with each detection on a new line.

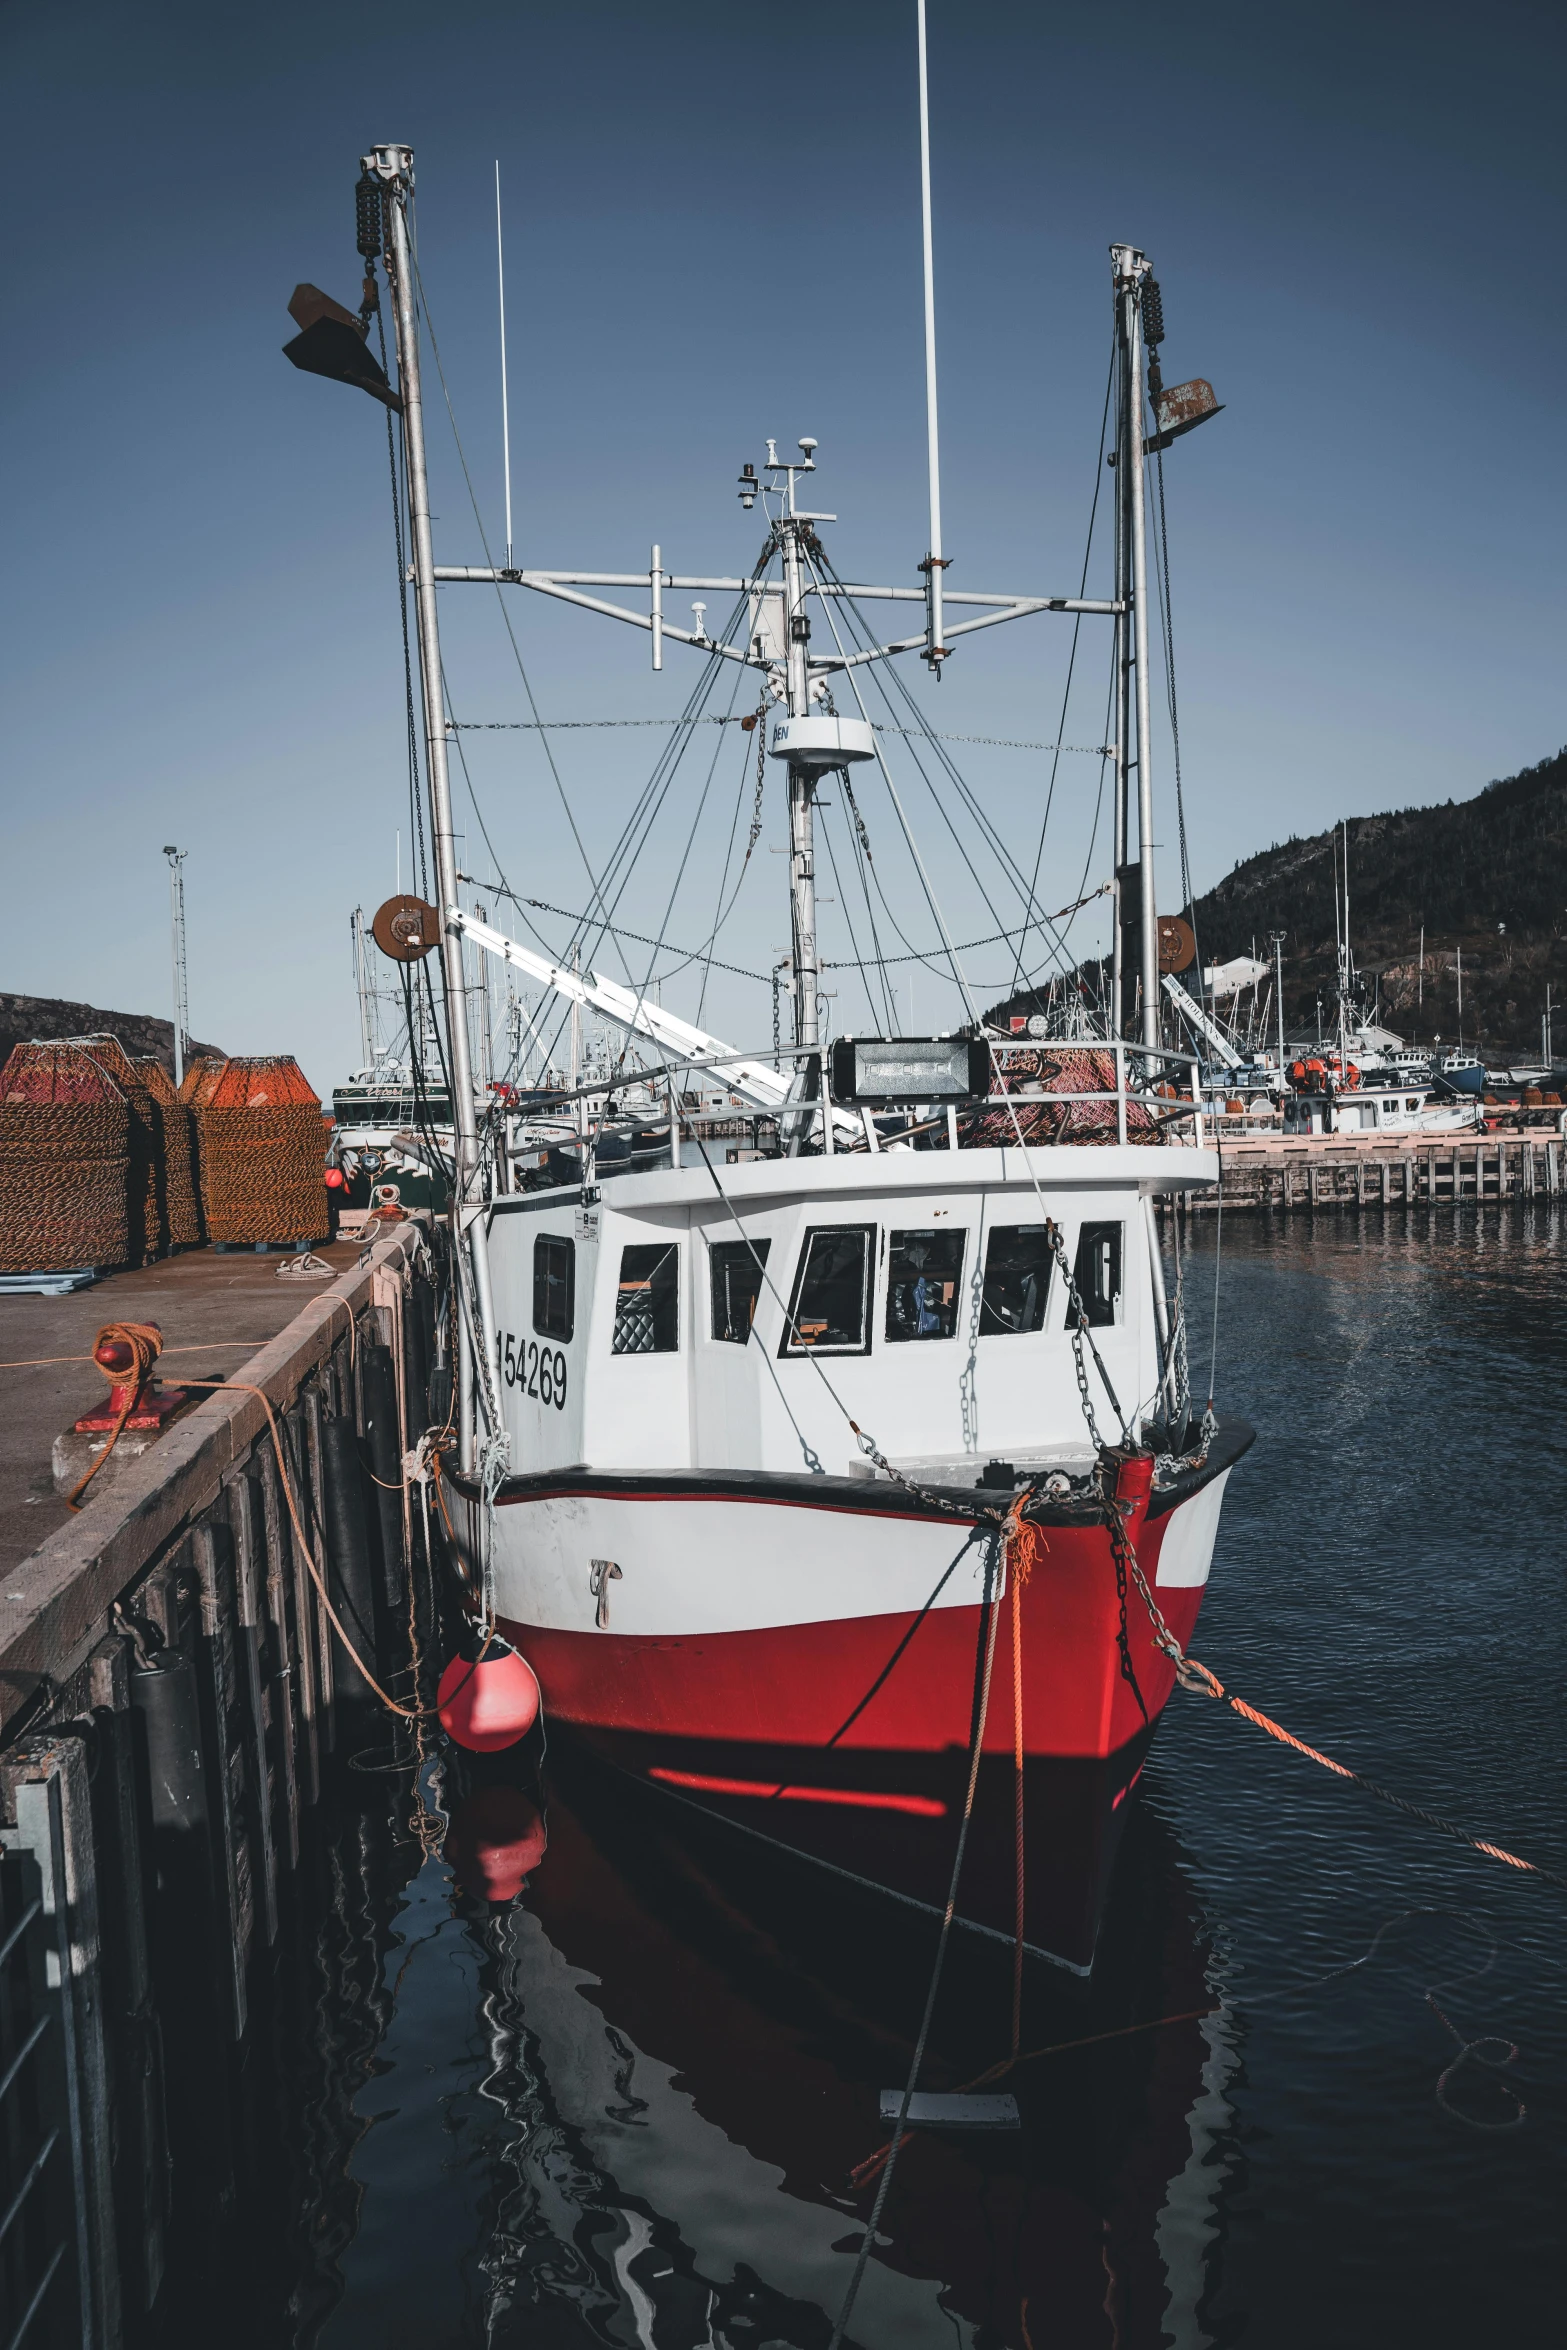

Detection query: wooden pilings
xmin=1174 ymin=1135 xmax=1564 ymax=1212
xmin=0 ymin=1229 xmax=439 ymax=2346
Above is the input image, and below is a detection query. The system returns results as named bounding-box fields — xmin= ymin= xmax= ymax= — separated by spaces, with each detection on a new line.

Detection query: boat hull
xmin=476 ymin=1426 xmax=1249 ymax=1973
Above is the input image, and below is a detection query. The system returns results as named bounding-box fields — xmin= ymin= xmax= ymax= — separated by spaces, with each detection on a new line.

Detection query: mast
xmin=495 ymin=162 xmax=514 ymax=570
xmin=780 ymin=497 xmax=820 ymax=1064
xmin=369 ymin=143 xmax=499 ymax=1468
xmin=916 ymin=0 xmax=946 ymax=673
xmin=162 ymin=845 xmax=189 ymax=1087
xmin=1111 ymin=245 xmax=1159 ymax=1051
xmin=352 ymin=906 xmax=375 ymax=1065
xmin=1111 ymin=310 xmax=1131 ymax=1036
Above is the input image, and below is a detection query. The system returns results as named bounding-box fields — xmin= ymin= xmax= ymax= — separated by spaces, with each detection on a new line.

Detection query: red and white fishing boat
xmin=325 ymin=32 xmax=1250 ymax=1976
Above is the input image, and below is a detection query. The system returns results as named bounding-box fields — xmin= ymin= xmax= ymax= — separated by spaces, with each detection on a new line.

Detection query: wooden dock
xmin=1175 ymin=1133 xmax=1565 ymax=1212
xmin=0 ymin=1226 xmax=437 ymax=2344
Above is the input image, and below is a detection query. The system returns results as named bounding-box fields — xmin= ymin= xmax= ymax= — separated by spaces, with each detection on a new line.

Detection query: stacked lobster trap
xmin=0 ymin=1042 xmax=132 ymax=1272
xmin=0 ymin=1040 xmax=328 ymax=1272
xmin=186 ymin=1056 xmax=327 ymax=1248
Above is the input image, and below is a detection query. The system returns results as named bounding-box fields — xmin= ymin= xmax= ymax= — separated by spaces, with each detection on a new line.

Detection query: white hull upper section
xmin=487 ymin=1472 xmax=1229 ymax=1640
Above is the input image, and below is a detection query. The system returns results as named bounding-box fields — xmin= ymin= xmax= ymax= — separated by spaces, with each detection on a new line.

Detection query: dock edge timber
xmin=0 ymin=1227 xmax=423 ymax=1738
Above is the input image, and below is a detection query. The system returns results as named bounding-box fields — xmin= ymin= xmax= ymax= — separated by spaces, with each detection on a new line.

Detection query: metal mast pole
xmin=353 ymin=908 xmax=375 ymax=1065
xmin=162 ymin=846 xmax=189 ymax=1086
xmin=495 ymin=162 xmax=514 ymax=570
xmin=916 ymin=0 xmax=946 ymax=672
xmin=781 ymin=513 xmax=820 ymax=1059
xmin=1111 ymin=287 xmax=1133 ymax=1038
xmin=372 ymin=143 xmax=498 ymax=1468
xmin=1121 ymin=253 xmax=1161 ymax=1057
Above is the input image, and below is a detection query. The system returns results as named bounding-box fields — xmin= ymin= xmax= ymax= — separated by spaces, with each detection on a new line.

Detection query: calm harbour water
xmin=154 ymin=1206 xmax=1565 ymax=2349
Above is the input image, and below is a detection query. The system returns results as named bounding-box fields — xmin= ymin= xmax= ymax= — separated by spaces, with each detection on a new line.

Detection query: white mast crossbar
xmin=428 ymin=567 xmax=1116 ymax=672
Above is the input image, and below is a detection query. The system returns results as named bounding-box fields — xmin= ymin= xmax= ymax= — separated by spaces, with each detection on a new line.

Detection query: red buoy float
xmin=436 ymin=1630 xmax=541 ymax=1752
xmin=443 ymin=1784 xmax=547 ymax=1902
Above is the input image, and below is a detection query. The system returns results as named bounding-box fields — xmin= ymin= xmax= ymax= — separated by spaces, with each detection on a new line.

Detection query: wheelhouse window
xmin=533 ymin=1232 xmax=575 ymax=1341
xmin=710 ymin=1236 xmax=771 ymax=1343
xmin=885 ymin=1228 xmax=966 ymax=1342
xmin=780 ymin=1226 xmax=874 ymax=1356
xmin=1071 ymin=1221 xmax=1122 ymax=1328
xmin=979 ymin=1225 xmax=1052 ymax=1336
xmin=612 ymin=1242 xmax=680 ymax=1354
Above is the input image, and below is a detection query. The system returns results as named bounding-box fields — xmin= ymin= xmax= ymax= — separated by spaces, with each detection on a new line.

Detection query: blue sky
xmin=4 ymin=0 xmax=1561 ymax=1090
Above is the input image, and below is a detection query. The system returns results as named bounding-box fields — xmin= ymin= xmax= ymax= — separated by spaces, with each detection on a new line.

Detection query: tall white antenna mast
xmin=916 ymin=0 xmax=946 ymax=674
xmin=162 ymin=846 xmax=189 ymax=1086
xmin=352 ymin=907 xmax=376 ymax=1065
xmin=496 ymin=161 xmax=514 ymax=569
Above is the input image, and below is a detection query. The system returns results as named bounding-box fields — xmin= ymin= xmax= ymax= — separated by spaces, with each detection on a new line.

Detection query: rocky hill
xmin=1181 ymin=746 xmax=1566 ymax=1058
xmin=0 ymin=993 xmax=226 ymax=1078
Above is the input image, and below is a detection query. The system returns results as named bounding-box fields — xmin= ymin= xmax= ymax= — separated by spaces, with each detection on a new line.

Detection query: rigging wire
xmin=624 ymin=656 xmax=749 ymax=1023
xmin=695 ymin=713 xmax=767 ymax=1025
xmin=406 ymin=245 xmax=1113 ymax=1080
xmin=409 ymin=250 xmax=630 ymax=958
xmin=809 ymin=552 xmax=1068 ymax=1020
xmin=1007 ymin=327 xmax=1118 ymax=997
xmin=803 ymin=555 xmax=986 ymax=1022
xmin=410 ymin=237 xmax=776 ymax=1096
xmin=819 ymin=550 xmax=1089 ymax=994
xmin=1147 ymin=437 xmax=1223 ymax=1400
xmin=817 ymin=799 xmax=896 ymax=1034
xmin=813 ymin=546 xmax=1089 ymax=988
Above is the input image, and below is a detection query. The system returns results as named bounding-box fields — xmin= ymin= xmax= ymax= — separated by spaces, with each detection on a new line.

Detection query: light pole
xmin=162 ymin=846 xmax=189 ymax=1085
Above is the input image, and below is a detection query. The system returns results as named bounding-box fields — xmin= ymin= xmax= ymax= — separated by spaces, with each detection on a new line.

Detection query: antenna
xmin=496 ymin=161 xmax=514 ymax=569
xmin=916 ymin=0 xmax=946 ymax=673
xmin=162 ymin=846 xmax=189 ymax=1086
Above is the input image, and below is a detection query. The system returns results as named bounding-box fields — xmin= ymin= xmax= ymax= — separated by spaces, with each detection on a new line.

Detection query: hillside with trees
xmin=1183 ymin=746 xmax=1566 ymax=1058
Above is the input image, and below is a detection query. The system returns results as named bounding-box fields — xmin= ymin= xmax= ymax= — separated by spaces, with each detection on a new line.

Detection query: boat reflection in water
xmin=420 ymin=1743 xmax=1237 ymax=2350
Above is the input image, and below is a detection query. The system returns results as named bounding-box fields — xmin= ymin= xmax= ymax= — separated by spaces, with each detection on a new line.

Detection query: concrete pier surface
xmin=0 ymin=1243 xmax=366 ymax=1574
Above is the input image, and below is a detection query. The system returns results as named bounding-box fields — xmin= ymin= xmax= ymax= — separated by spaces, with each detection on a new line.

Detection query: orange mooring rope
xmin=174 ymin=1377 xmax=418 ymax=1720
xmin=1172 ymin=1656 xmax=1565 ymax=1889
xmin=63 ymin=1322 xmax=165 ymax=1512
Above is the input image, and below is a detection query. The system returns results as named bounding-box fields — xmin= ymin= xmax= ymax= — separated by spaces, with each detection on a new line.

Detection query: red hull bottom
xmin=492 ymin=1457 xmax=1233 ymax=1973
xmin=549 ymin=1717 xmax=1156 ymax=1975
xmin=500 ymin=1582 xmax=1201 ymax=1973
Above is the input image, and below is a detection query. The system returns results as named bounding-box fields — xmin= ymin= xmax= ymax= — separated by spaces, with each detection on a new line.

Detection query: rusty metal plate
xmin=1157 ymin=915 xmax=1196 ymax=973
xmin=1156 ymin=378 xmax=1220 ymax=434
xmin=371 ymin=895 xmax=440 ymax=962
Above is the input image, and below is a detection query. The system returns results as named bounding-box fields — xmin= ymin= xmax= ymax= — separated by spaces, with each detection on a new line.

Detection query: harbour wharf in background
xmin=1172 ymin=1131 xmax=1564 ymax=1213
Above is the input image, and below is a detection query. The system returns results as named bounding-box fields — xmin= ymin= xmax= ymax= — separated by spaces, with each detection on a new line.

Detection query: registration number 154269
xmin=501 ymin=1332 xmax=568 ymax=1411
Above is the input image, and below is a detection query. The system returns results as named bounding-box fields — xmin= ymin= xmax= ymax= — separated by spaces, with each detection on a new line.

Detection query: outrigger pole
xmin=368 ymin=143 xmax=500 ymax=1471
